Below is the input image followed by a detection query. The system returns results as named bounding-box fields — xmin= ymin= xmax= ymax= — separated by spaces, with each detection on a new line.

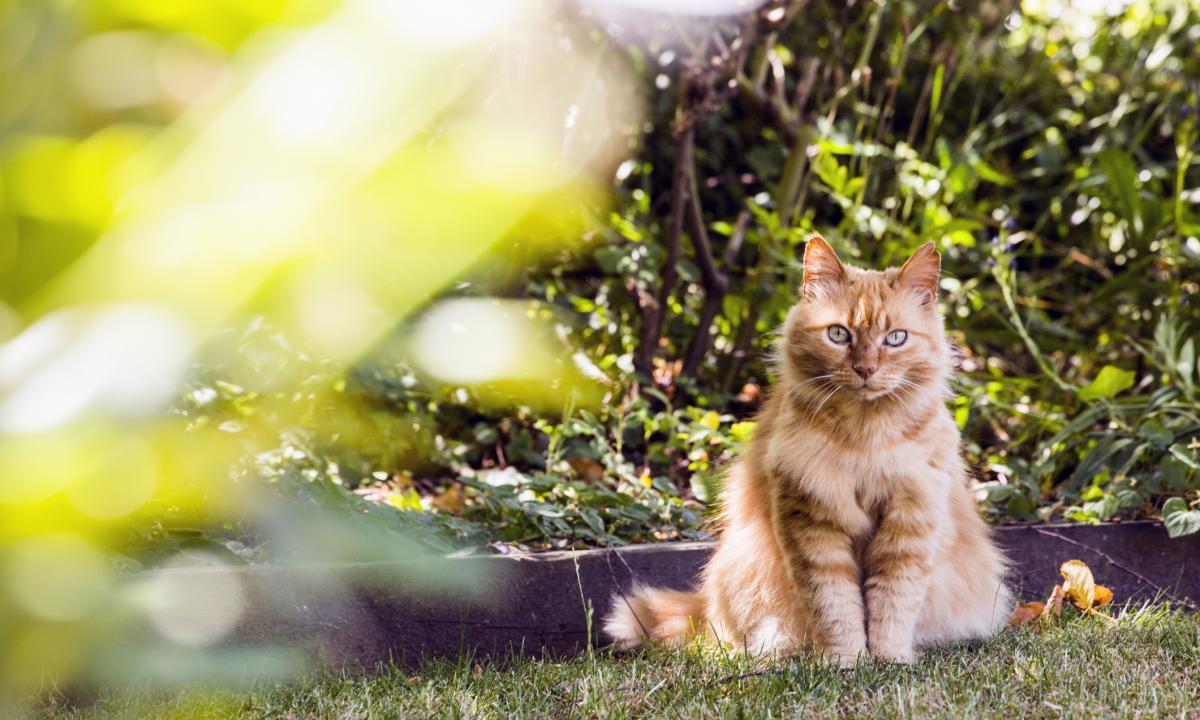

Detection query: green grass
xmin=32 ymin=604 xmax=1200 ymax=720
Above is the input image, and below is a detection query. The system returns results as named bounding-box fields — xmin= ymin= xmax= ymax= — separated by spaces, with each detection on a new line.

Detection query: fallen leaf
xmin=1093 ymin=584 xmax=1113 ymax=608
xmin=1060 ymin=559 xmax=1110 ymax=609
xmin=737 ymin=382 xmax=761 ymax=403
xmin=1041 ymin=584 xmax=1065 ymax=621
xmin=431 ymin=484 xmax=466 ymax=513
xmin=567 ymin=458 xmax=605 ymax=483
xmin=1059 ymin=559 xmax=1096 ymax=608
xmin=1008 ymin=601 xmax=1046 ymax=627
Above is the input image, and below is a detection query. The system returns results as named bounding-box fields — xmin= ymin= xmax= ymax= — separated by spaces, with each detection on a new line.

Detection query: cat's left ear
xmin=897 ymin=242 xmax=940 ymax=305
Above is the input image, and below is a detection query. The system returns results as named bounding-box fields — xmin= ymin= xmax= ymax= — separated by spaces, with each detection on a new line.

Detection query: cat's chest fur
xmin=765 ymin=404 xmax=953 ymax=538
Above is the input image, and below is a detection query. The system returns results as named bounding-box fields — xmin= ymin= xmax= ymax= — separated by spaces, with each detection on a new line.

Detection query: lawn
xmin=33 ymin=604 xmax=1200 ymax=720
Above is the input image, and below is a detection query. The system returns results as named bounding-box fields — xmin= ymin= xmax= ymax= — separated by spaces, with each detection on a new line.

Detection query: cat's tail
xmin=603 ymin=585 xmax=705 ymax=650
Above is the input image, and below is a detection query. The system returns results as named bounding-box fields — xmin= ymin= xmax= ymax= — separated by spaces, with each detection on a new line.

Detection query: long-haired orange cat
xmin=605 ymin=235 xmax=1012 ymax=664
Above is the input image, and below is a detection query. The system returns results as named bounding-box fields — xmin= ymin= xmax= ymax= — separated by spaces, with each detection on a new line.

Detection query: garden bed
xmin=142 ymin=521 xmax=1197 ymax=672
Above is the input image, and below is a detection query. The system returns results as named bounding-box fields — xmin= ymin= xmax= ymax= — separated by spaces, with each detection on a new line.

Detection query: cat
xmin=604 ymin=234 xmax=1012 ymax=665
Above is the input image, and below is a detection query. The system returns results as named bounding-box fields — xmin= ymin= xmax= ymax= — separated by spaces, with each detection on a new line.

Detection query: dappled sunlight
xmin=141 ymin=553 xmax=248 ymax=647
xmin=0 ymin=0 xmax=650 ymax=705
xmin=0 ymin=304 xmax=194 ymax=433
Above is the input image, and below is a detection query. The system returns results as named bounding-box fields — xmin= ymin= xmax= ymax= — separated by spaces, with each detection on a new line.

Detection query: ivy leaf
xmin=1163 ymin=497 xmax=1200 ymax=538
xmin=1077 ymin=365 xmax=1135 ymax=401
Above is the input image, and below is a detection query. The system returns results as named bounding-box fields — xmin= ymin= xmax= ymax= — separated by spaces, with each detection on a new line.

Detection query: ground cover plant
xmin=30 ymin=604 xmax=1200 ymax=719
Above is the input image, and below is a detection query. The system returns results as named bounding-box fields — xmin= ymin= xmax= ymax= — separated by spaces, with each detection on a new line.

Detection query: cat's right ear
xmin=802 ymin=233 xmax=846 ymax=299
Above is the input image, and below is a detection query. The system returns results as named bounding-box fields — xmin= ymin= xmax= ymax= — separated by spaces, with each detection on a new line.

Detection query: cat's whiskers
xmin=787 ymin=375 xmax=834 ymax=405
xmin=806 ymin=384 xmax=840 ymax=425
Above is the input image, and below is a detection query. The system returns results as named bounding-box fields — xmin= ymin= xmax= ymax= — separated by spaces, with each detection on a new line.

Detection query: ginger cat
xmin=605 ymin=235 xmax=1012 ymax=664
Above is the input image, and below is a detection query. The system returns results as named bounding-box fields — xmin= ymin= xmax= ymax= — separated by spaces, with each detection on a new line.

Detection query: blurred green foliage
xmin=2 ymin=0 xmax=1200 ymax=561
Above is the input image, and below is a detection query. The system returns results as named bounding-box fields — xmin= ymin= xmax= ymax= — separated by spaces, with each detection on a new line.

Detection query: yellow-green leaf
xmin=1078 ymin=365 xmax=1135 ymax=401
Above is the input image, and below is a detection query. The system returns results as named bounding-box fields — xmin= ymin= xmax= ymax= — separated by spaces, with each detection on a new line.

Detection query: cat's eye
xmin=827 ymin=325 xmax=851 ymax=344
xmin=884 ymin=330 xmax=908 ymax=347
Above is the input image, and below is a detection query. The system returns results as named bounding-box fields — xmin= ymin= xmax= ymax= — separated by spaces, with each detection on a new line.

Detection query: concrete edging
xmin=150 ymin=521 xmax=1197 ymax=670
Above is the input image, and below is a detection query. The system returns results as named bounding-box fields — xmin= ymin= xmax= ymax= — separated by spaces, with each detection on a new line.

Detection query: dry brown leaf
xmin=431 ymin=484 xmax=466 ymax=513
xmin=737 ymin=382 xmax=761 ymax=403
xmin=567 ymin=457 xmax=605 ymax=483
xmin=1041 ymin=584 xmax=1066 ymax=621
xmin=1008 ymin=601 xmax=1046 ymax=627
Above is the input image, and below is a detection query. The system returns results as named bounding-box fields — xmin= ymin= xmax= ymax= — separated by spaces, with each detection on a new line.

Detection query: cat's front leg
xmin=864 ymin=488 xmax=939 ymax=663
xmin=773 ymin=488 xmax=867 ymax=666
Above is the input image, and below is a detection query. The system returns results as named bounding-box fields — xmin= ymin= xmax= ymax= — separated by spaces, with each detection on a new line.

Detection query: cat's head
xmin=780 ymin=234 xmax=951 ymax=405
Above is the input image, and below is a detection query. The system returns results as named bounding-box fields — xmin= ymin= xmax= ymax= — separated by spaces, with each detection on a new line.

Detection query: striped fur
xmin=605 ymin=235 xmax=1012 ymax=664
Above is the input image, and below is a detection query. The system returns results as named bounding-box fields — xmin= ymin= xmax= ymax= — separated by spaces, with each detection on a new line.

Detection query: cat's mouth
xmin=856 ymin=383 xmax=894 ymax=400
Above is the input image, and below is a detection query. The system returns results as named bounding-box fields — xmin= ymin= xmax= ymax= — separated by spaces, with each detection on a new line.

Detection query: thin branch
xmin=635 ymin=124 xmax=694 ymax=379
xmin=736 ymin=77 xmax=799 ymax=144
xmin=722 ymin=209 xmax=751 ymax=268
xmin=681 ymin=161 xmax=728 ymax=379
xmin=792 ymin=57 xmax=820 ymax=117
xmin=685 ymin=161 xmax=726 ymax=296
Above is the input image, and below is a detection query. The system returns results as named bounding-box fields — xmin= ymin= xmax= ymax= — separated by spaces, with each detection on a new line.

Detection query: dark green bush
xmin=139 ymin=0 xmax=1200 ymax=555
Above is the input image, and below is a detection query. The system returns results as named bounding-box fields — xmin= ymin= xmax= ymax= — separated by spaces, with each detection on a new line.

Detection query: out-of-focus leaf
xmin=1077 ymin=366 xmax=1136 ymax=401
xmin=1098 ymin=147 xmax=1142 ymax=236
xmin=1167 ymin=444 xmax=1200 ymax=470
xmin=431 ymin=485 xmax=466 ymax=513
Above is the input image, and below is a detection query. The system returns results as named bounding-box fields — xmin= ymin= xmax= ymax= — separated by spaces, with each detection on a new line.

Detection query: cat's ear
xmin=897 ymin=242 xmax=941 ymax=305
xmin=802 ymin=234 xmax=846 ymax=298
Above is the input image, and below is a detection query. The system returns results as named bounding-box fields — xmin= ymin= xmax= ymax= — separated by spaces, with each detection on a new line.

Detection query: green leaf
xmin=728 ymin=422 xmax=756 ymax=446
xmin=1083 ymin=493 xmax=1119 ymax=521
xmin=1163 ymin=497 xmax=1200 ymax=538
xmin=1078 ymin=365 xmax=1136 ymax=401
xmin=931 ymin=63 xmax=945 ymax=116
xmin=1167 ymin=444 xmax=1200 ymax=470
xmin=690 ymin=474 xmax=715 ymax=504
xmin=1097 ymin=147 xmax=1143 ymax=236
xmin=973 ymin=158 xmax=1013 ymax=187
xmin=386 ymin=489 xmax=424 ymax=512
xmin=1136 ymin=419 xmax=1174 ymax=447
xmin=1176 ymin=338 xmax=1195 ymax=386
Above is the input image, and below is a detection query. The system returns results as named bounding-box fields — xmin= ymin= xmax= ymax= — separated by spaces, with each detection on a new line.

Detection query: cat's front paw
xmin=823 ymin=641 xmax=868 ymax=669
xmin=869 ymin=643 xmax=917 ymax=664
xmin=831 ymin=651 xmax=865 ymax=669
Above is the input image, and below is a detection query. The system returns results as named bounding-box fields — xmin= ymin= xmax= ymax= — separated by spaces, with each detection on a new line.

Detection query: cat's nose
xmin=853 ymin=364 xmax=877 ymax=380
